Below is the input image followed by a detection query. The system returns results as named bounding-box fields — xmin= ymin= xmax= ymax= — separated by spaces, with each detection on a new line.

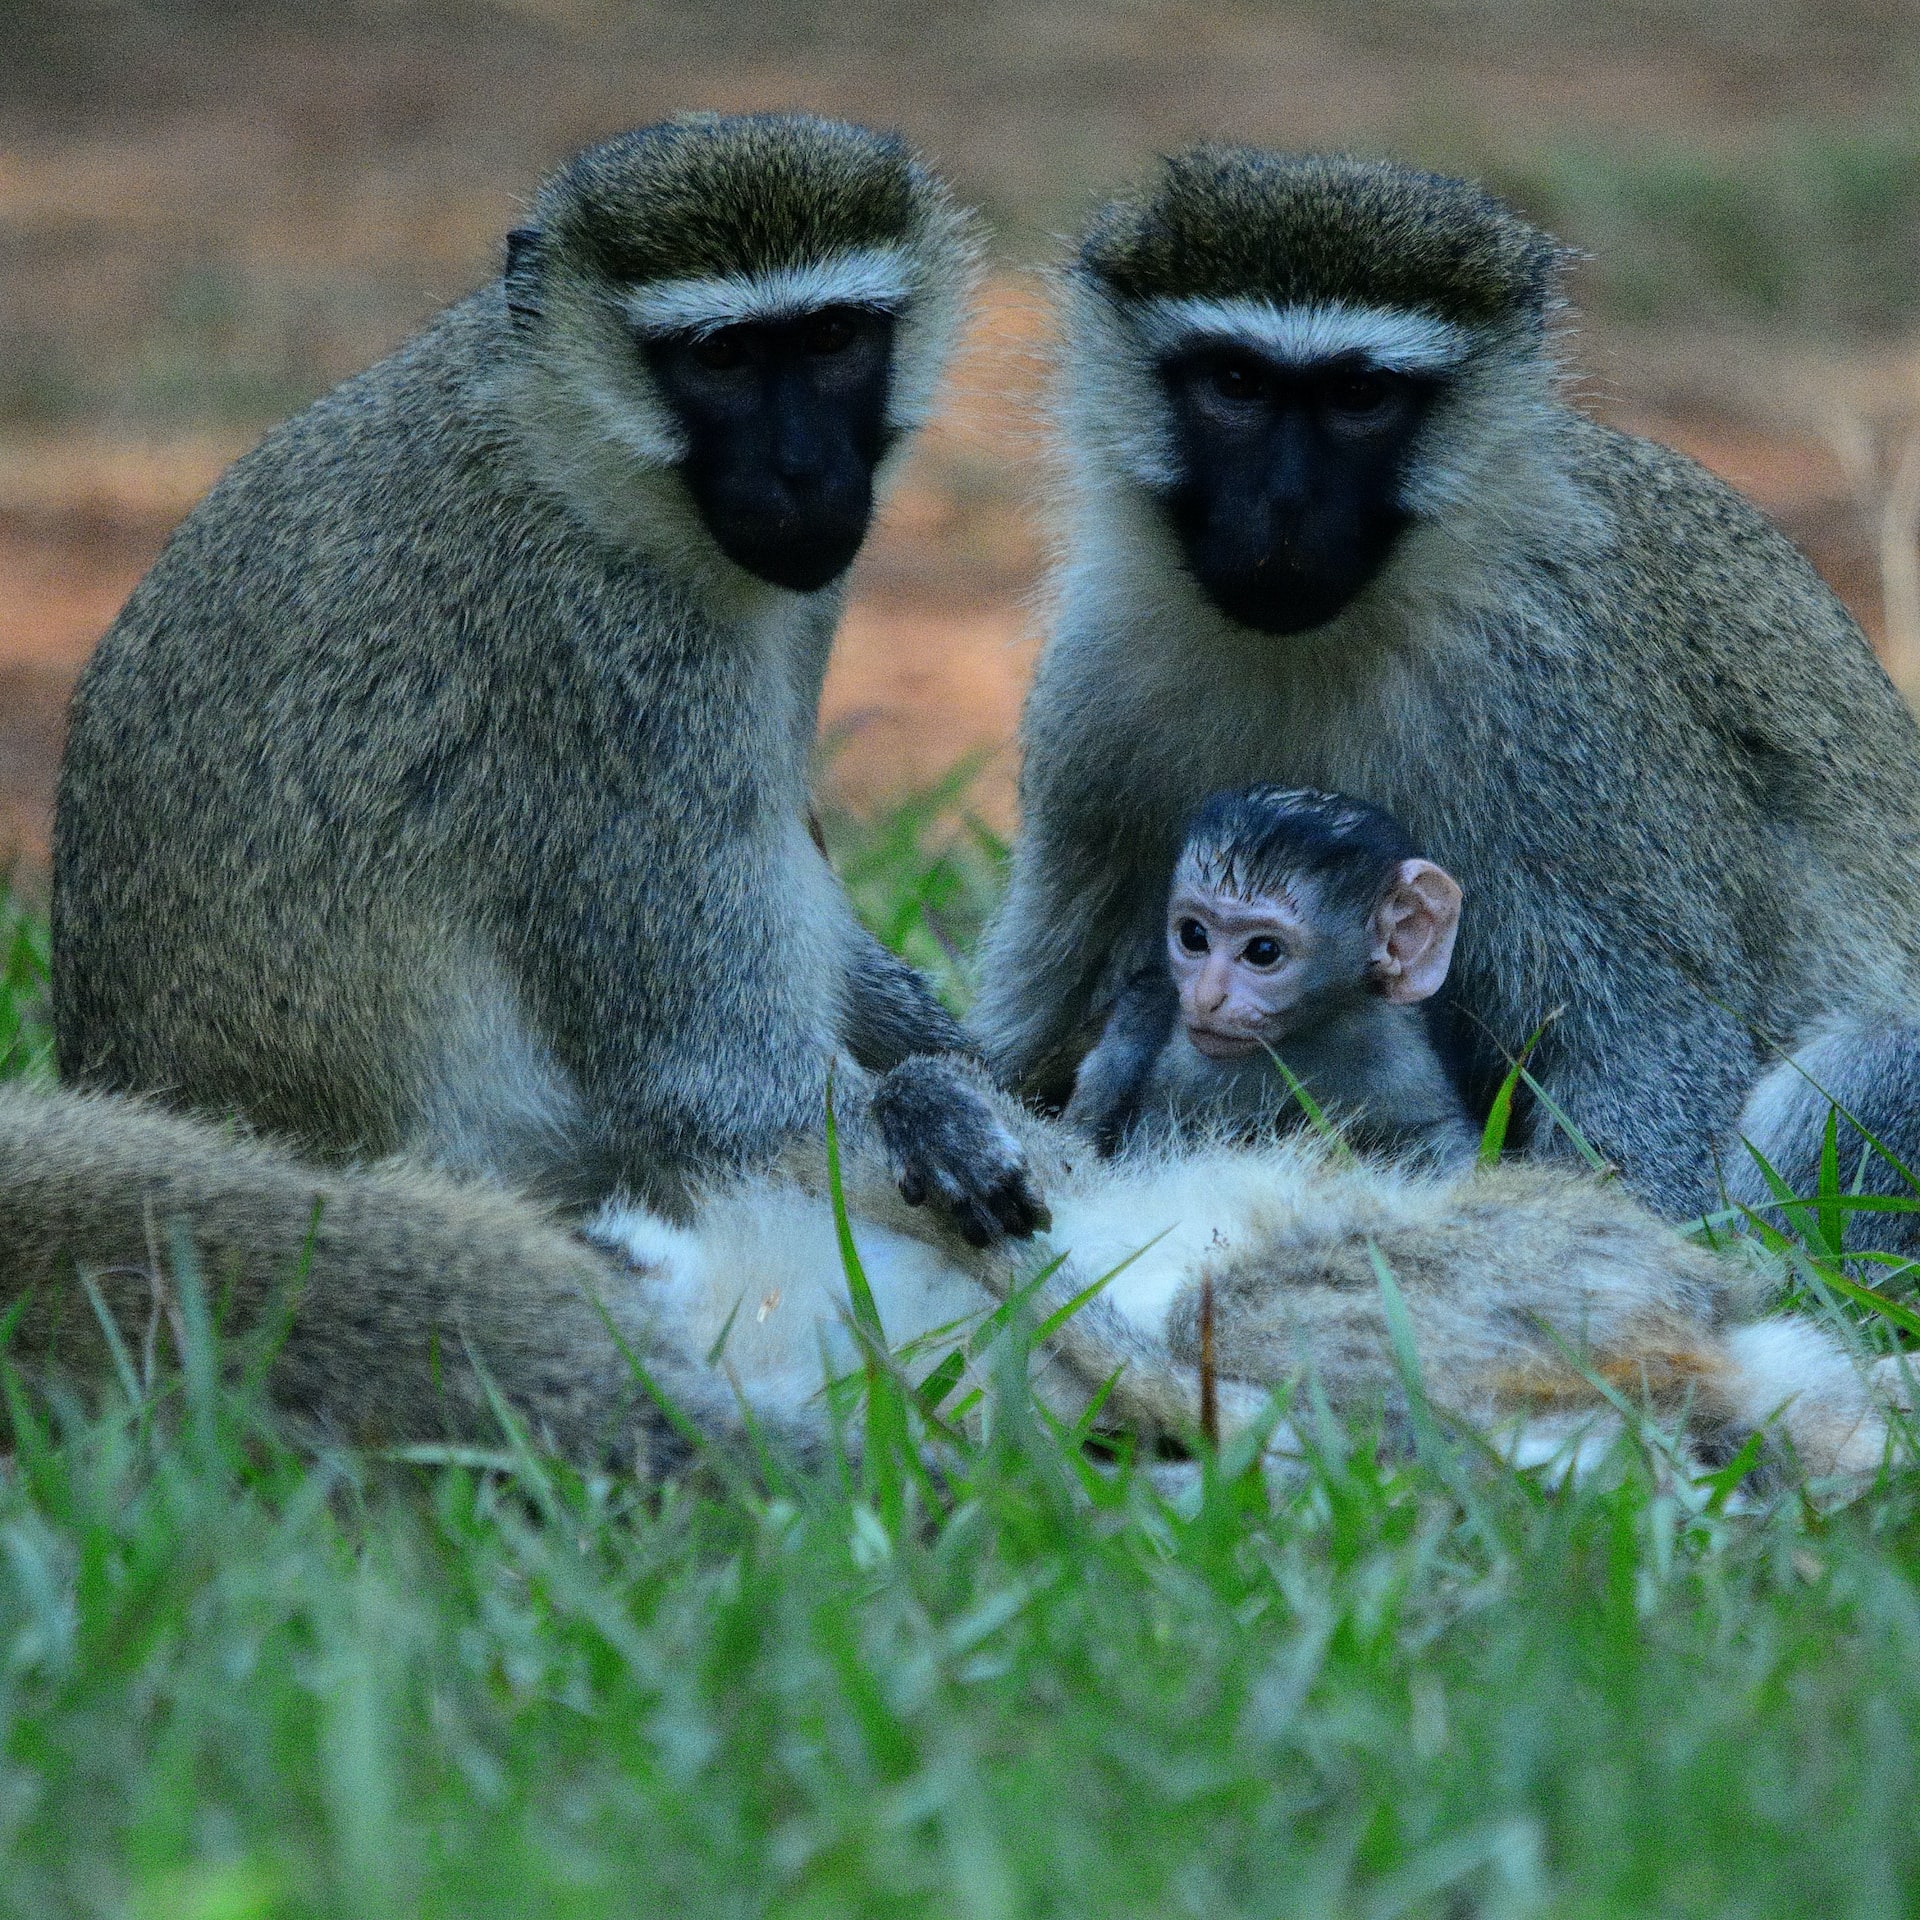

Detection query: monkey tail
xmin=0 ymin=1083 xmax=822 ymax=1475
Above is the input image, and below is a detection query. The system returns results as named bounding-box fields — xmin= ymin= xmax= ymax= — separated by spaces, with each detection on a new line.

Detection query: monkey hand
xmin=869 ymin=1054 xmax=1052 ymax=1247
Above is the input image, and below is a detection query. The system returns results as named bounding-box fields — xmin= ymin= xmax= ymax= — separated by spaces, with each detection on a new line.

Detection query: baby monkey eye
xmin=691 ymin=328 xmax=750 ymax=372
xmin=1241 ymin=936 xmax=1284 ymax=968
xmin=1176 ymin=919 xmax=1211 ymax=953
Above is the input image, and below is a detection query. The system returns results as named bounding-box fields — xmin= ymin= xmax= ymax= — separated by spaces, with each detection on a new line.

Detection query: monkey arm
xmin=1061 ymin=964 xmax=1179 ymax=1154
xmin=836 ymin=939 xmax=1053 ymax=1243
xmin=839 ymin=928 xmax=973 ymax=1070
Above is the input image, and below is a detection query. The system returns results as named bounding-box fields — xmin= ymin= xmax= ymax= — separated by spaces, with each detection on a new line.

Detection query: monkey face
xmin=645 ymin=305 xmax=897 ymax=592
xmin=1155 ymin=346 xmax=1439 ymax=635
xmin=1165 ymin=883 xmax=1327 ymax=1055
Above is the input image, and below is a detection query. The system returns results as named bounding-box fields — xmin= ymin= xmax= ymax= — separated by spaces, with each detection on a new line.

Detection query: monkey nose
xmin=1196 ymin=963 xmax=1232 ymax=1011
xmin=773 ymin=445 xmax=827 ymax=488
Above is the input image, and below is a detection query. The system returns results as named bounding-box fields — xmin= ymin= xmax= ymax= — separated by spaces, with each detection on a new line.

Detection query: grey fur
xmin=1112 ymin=1001 xmax=1477 ymax=1169
xmin=52 ymin=113 xmax=1026 ymax=1228
xmin=975 ymin=148 xmax=1920 ymax=1244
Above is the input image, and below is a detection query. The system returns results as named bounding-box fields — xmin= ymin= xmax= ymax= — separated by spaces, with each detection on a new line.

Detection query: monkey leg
xmin=1729 ymin=1016 xmax=1920 ymax=1259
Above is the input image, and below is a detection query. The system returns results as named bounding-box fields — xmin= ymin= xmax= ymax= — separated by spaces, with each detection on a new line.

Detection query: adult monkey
xmin=974 ymin=147 xmax=1920 ymax=1244
xmin=55 ymin=113 xmax=1043 ymax=1245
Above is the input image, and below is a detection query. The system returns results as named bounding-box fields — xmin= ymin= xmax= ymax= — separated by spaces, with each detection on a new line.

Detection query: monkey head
xmin=500 ymin=113 xmax=979 ymax=592
xmin=1166 ymin=785 xmax=1462 ymax=1055
xmin=1067 ymin=149 xmax=1568 ymax=635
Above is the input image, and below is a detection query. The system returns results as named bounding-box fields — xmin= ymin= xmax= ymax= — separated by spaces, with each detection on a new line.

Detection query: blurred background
xmin=5 ymin=0 xmax=1920 ymax=869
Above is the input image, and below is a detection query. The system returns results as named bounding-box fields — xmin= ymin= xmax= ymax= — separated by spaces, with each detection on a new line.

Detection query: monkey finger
xmin=991 ymin=1176 xmax=1050 ymax=1240
xmin=954 ymin=1200 xmax=998 ymax=1249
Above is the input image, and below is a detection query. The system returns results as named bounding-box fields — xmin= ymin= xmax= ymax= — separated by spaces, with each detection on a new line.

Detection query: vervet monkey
xmin=973 ymin=147 xmax=1920 ymax=1251
xmin=53 ymin=113 xmax=1043 ymax=1243
xmin=1065 ymin=785 xmax=1475 ymax=1166
xmin=7 ymin=1078 xmax=1893 ymax=1484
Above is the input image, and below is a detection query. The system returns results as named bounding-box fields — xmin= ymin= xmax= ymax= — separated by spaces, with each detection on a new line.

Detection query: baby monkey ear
xmin=1369 ymin=858 xmax=1464 ymax=1004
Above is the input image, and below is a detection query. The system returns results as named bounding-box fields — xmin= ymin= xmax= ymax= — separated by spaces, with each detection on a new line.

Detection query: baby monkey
xmin=1066 ymin=786 xmax=1478 ymax=1166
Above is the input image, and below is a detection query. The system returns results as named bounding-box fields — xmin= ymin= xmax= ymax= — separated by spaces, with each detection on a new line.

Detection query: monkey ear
xmin=1370 ymin=858 xmax=1464 ymax=1004
xmin=504 ymin=225 xmax=545 ymax=331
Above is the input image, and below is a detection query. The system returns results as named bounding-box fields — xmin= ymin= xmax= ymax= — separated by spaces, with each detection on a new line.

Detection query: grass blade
xmin=823 ymin=1069 xmax=913 ymax=1529
xmin=1516 ymin=1068 xmax=1613 ymax=1175
xmin=1263 ymin=1045 xmax=1356 ymax=1164
xmin=1809 ymin=1263 xmax=1920 ymax=1342
xmin=1816 ymin=1105 xmax=1844 ymax=1260
xmin=1479 ymin=1016 xmax=1551 ymax=1166
xmin=705 ymin=1291 xmax=747 ymax=1370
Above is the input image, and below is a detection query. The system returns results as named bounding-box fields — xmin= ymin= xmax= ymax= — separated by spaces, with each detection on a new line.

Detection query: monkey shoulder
xmin=76 ymin=291 xmax=725 ymax=778
xmin=1558 ymin=417 xmax=1920 ymax=850
xmin=1454 ymin=417 xmax=1920 ymax=864
xmin=99 ymin=292 xmax=684 ymax=663
xmin=1558 ymin=419 xmax=1895 ymax=698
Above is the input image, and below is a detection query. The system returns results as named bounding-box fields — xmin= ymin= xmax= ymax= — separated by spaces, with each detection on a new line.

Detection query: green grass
xmin=6 ymin=803 xmax=1920 ymax=1918
xmin=816 ymin=757 xmax=1008 ymax=1016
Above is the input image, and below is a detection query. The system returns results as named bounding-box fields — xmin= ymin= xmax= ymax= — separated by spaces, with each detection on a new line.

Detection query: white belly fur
xmin=592 ymin=1187 xmax=991 ymax=1419
xmin=591 ymin=1138 xmax=1893 ymax=1482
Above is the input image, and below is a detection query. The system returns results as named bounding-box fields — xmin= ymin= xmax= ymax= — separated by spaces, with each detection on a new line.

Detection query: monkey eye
xmin=1325 ymin=369 xmax=1391 ymax=416
xmin=1241 ymin=936 xmax=1284 ymax=968
xmin=1176 ymin=918 xmax=1210 ymax=954
xmin=690 ymin=328 xmax=751 ymax=372
xmin=802 ymin=309 xmax=859 ymax=356
xmin=1209 ymin=357 xmax=1268 ymax=404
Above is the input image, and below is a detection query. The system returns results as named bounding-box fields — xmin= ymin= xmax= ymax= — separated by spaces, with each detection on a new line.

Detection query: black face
xmin=1157 ymin=345 xmax=1441 ymax=635
xmin=645 ymin=305 xmax=896 ymax=593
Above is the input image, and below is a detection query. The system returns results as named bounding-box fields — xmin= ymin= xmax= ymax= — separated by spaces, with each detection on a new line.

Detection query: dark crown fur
xmin=1187 ymin=785 xmax=1418 ymax=917
xmin=533 ymin=112 xmax=941 ymax=286
xmin=1078 ymin=147 xmax=1569 ymax=331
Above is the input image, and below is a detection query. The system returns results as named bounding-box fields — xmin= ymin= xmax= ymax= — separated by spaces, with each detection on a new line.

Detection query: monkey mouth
xmin=1187 ymin=1023 xmax=1265 ymax=1061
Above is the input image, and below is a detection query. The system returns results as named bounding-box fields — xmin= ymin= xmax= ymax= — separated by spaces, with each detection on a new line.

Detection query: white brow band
xmin=621 ymin=247 xmax=915 ymax=338
xmin=1132 ymin=295 xmax=1472 ymax=372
